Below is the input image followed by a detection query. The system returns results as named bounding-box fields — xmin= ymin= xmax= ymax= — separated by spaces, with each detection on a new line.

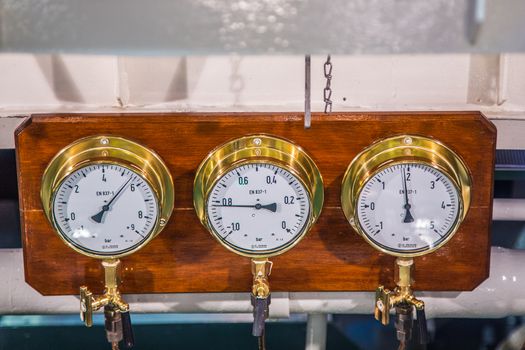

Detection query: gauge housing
xmin=194 ymin=134 xmax=324 ymax=258
xmin=341 ymin=134 xmax=472 ymax=257
xmin=41 ymin=135 xmax=174 ymax=259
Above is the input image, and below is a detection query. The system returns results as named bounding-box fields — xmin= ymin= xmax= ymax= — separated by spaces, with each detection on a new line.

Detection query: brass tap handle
xmin=121 ymin=311 xmax=135 ymax=348
xmin=80 ymin=286 xmax=94 ymax=327
xmin=374 ymin=286 xmax=391 ymax=326
xmin=416 ymin=306 xmax=428 ymax=344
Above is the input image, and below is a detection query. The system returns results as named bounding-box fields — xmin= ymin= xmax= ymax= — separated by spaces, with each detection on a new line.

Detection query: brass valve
xmin=251 ymin=258 xmax=273 ymax=349
xmin=80 ymin=259 xmax=128 ymax=326
xmin=374 ymin=258 xmax=428 ymax=349
xmin=80 ymin=259 xmax=134 ymax=349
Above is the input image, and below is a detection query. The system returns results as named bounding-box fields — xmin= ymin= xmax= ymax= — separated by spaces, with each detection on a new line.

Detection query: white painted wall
xmin=0 ymin=54 xmax=524 ymax=148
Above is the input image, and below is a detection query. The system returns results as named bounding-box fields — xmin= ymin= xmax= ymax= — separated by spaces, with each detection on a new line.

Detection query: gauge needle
xmin=91 ymin=177 xmax=133 ymax=223
xmin=212 ymin=203 xmax=277 ymax=212
xmin=401 ymin=168 xmax=415 ymax=223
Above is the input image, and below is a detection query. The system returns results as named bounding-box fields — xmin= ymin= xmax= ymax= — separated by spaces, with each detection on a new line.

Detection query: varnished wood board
xmin=15 ymin=112 xmax=496 ymax=295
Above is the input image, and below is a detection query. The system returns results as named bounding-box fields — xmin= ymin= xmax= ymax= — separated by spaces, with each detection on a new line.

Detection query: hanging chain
xmin=323 ymin=55 xmax=333 ymax=113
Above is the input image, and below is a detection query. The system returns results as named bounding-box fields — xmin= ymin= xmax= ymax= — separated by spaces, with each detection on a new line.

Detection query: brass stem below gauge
xmin=251 ymin=258 xmax=272 ymax=298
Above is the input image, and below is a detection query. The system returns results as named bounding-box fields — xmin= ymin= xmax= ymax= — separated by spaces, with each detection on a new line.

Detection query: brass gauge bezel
xmin=194 ymin=134 xmax=324 ymax=258
xmin=341 ymin=134 xmax=472 ymax=258
xmin=41 ymin=135 xmax=175 ymax=259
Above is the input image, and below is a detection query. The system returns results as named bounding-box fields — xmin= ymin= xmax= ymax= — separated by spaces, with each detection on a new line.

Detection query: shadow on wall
xmin=165 ymin=56 xmax=188 ymax=102
xmin=32 ymin=55 xmax=216 ymax=106
xmin=35 ymin=55 xmax=84 ymax=103
xmin=120 ymin=56 xmax=197 ymax=105
xmin=116 ymin=56 xmax=211 ymax=106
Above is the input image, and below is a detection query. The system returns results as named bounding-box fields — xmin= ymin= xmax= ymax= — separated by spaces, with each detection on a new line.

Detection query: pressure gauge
xmin=341 ymin=135 xmax=471 ymax=257
xmin=194 ymin=135 xmax=324 ymax=258
xmin=41 ymin=135 xmax=174 ymax=259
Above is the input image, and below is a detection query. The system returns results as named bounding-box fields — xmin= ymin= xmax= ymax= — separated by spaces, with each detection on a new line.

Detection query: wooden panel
xmin=15 ymin=112 xmax=496 ymax=295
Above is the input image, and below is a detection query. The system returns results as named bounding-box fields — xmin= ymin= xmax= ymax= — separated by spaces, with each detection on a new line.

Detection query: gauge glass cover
xmin=206 ymin=163 xmax=311 ymax=254
xmin=357 ymin=163 xmax=460 ymax=254
xmin=52 ymin=164 xmax=159 ymax=256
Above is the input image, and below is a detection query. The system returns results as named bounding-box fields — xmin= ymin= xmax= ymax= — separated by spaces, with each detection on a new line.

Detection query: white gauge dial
xmin=52 ymin=164 xmax=159 ymax=256
xmin=206 ymin=163 xmax=311 ymax=254
xmin=357 ymin=163 xmax=460 ymax=254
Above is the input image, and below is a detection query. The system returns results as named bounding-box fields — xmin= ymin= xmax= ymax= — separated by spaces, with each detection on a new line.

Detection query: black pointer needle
xmin=212 ymin=203 xmax=277 ymax=213
xmin=91 ymin=177 xmax=133 ymax=223
xmin=402 ymin=168 xmax=415 ymax=223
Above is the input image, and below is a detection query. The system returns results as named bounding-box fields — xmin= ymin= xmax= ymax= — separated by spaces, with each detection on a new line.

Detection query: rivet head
xmin=100 ymin=138 xmax=109 ymax=145
xmin=253 ymin=138 xmax=262 ymax=146
xmin=160 ymin=218 xmax=166 ymax=226
xmin=403 ymin=137 xmax=413 ymax=145
xmin=349 ymin=218 xmax=355 ymax=225
xmin=102 ymin=150 xmax=109 ymax=157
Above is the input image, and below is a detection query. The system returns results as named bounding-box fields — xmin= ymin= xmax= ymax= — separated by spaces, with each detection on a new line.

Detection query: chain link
xmin=323 ymin=55 xmax=332 ymax=113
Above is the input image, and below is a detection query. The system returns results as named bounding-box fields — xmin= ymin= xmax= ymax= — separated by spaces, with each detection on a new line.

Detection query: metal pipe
xmin=305 ymin=314 xmax=327 ymax=350
xmin=1 ymin=247 xmax=525 ymax=318
xmin=493 ymin=198 xmax=525 ymax=221
xmin=304 ymin=55 xmax=311 ymax=129
xmin=2 ymin=1 xmax=525 ymax=54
